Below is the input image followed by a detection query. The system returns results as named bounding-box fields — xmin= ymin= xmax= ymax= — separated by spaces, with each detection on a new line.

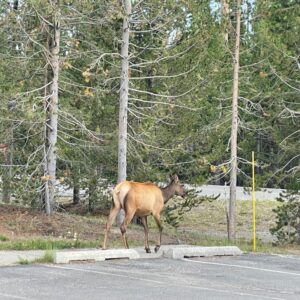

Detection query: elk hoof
xmin=145 ymin=247 xmax=151 ymax=253
xmin=154 ymin=245 xmax=160 ymax=253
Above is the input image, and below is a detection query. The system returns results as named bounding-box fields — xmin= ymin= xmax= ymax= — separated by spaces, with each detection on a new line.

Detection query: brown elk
xmin=102 ymin=174 xmax=186 ymax=253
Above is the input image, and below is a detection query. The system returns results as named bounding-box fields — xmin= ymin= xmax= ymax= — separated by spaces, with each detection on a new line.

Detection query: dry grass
xmin=1 ymin=200 xmax=300 ymax=255
xmin=177 ymin=200 xmax=278 ymax=242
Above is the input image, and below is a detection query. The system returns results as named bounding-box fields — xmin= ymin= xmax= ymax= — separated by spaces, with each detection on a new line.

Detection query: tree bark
xmin=221 ymin=0 xmax=229 ymax=43
xmin=88 ymin=168 xmax=97 ymax=212
xmin=2 ymin=138 xmax=13 ymax=204
xmin=116 ymin=0 xmax=131 ymax=225
xmin=44 ymin=0 xmax=60 ymax=215
xmin=3 ymin=1 xmax=19 ymax=204
xmin=229 ymin=0 xmax=241 ymax=242
xmin=73 ymin=181 xmax=80 ymax=205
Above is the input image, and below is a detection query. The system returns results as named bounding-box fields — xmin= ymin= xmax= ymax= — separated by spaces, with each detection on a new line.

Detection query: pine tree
xmin=270 ymin=181 xmax=300 ymax=245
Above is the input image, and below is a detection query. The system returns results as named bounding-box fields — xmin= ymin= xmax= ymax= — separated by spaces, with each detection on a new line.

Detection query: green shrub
xmin=0 ymin=235 xmax=9 ymax=242
xmin=270 ymin=188 xmax=300 ymax=245
xmin=164 ymin=188 xmax=217 ymax=228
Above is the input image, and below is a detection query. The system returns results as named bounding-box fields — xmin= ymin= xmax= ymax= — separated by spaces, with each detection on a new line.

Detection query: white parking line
xmin=0 ymin=293 xmax=35 ymax=300
xmin=183 ymin=258 xmax=300 ymax=277
xmin=45 ymin=265 xmax=164 ymax=284
xmin=187 ymin=284 xmax=286 ymax=300
xmin=45 ymin=265 xmax=284 ymax=300
xmin=274 ymin=254 xmax=300 ymax=261
xmin=46 ymin=264 xmax=285 ymax=300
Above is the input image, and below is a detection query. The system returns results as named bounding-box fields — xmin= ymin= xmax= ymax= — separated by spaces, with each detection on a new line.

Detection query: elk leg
xmin=102 ymin=203 xmax=120 ymax=250
xmin=153 ymin=214 xmax=163 ymax=253
xmin=120 ymin=210 xmax=135 ymax=249
xmin=140 ymin=216 xmax=151 ymax=253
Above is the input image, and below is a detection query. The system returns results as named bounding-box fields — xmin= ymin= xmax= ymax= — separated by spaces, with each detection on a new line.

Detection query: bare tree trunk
xmin=2 ymin=1 xmax=19 ymax=204
xmin=88 ymin=168 xmax=97 ymax=212
xmin=73 ymin=181 xmax=80 ymax=205
xmin=229 ymin=0 xmax=241 ymax=242
xmin=2 ymin=137 xmax=13 ymax=203
xmin=116 ymin=0 xmax=131 ymax=225
xmin=44 ymin=0 xmax=60 ymax=215
xmin=42 ymin=59 xmax=50 ymax=210
xmin=221 ymin=0 xmax=229 ymax=43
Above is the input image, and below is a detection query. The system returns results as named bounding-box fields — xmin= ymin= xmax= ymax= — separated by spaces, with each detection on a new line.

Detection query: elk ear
xmin=170 ymin=174 xmax=179 ymax=182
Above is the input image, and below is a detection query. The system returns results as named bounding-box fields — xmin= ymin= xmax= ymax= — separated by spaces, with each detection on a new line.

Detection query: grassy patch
xmin=19 ymin=251 xmax=54 ymax=265
xmin=0 ymin=239 xmax=102 ymax=251
xmin=177 ymin=200 xmax=278 ymax=240
xmin=0 ymin=235 xmax=9 ymax=242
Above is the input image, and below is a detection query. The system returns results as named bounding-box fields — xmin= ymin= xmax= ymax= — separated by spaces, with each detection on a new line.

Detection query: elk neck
xmin=161 ymin=181 xmax=176 ymax=203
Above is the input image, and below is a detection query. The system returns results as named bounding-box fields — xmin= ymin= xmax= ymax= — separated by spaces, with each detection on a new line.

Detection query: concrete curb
xmin=163 ymin=246 xmax=242 ymax=259
xmin=54 ymin=248 xmax=139 ymax=264
xmin=0 ymin=250 xmax=46 ymax=266
xmin=0 ymin=245 xmax=242 ymax=266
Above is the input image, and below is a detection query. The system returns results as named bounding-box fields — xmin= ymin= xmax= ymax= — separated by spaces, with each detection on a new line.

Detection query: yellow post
xmin=252 ymin=151 xmax=256 ymax=251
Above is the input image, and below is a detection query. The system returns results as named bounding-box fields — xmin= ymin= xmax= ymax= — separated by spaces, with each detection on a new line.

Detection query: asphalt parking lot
xmin=0 ymin=253 xmax=300 ymax=300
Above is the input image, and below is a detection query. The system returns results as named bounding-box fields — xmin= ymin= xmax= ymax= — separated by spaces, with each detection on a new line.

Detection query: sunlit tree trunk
xmin=2 ymin=1 xmax=19 ymax=204
xmin=116 ymin=0 xmax=131 ymax=225
xmin=221 ymin=0 xmax=229 ymax=43
xmin=44 ymin=0 xmax=61 ymax=215
xmin=229 ymin=0 xmax=241 ymax=241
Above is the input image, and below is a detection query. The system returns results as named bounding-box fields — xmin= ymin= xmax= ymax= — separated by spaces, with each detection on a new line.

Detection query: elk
xmin=102 ymin=174 xmax=186 ymax=253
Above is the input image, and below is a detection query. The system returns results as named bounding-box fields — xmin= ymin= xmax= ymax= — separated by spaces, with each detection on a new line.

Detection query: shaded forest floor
xmin=0 ymin=201 xmax=300 ymax=255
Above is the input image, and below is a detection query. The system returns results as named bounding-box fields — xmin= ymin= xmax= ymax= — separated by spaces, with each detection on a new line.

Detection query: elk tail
xmin=112 ymin=182 xmax=130 ymax=209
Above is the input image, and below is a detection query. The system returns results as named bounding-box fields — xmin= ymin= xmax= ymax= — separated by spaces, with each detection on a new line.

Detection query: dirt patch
xmin=0 ymin=205 xmax=99 ymax=240
xmin=0 ymin=204 xmax=177 ymax=246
